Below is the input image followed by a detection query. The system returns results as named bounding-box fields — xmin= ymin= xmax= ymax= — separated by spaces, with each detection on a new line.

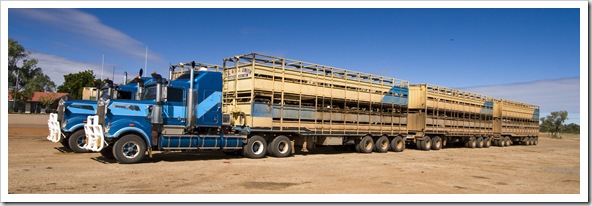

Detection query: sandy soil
xmin=6 ymin=114 xmax=581 ymax=196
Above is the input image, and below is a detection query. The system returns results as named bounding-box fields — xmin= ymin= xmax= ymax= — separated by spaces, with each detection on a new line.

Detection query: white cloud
xmin=28 ymin=52 xmax=102 ymax=86
xmin=13 ymin=9 xmax=163 ymax=63
xmin=462 ymin=77 xmax=580 ymax=124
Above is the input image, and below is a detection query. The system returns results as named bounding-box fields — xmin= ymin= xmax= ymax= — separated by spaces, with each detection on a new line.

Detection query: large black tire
xmin=504 ymin=137 xmax=511 ymax=147
xmin=466 ymin=137 xmax=476 ymax=149
xmin=266 ymin=141 xmax=273 ymax=156
xmin=390 ymin=136 xmax=405 ymax=152
xmin=60 ymin=137 xmax=71 ymax=149
xmin=374 ymin=136 xmax=389 ymax=153
xmin=420 ymin=136 xmax=431 ymax=151
xmin=476 ymin=137 xmax=483 ymax=148
xmin=442 ymin=137 xmax=448 ymax=148
xmin=431 ymin=136 xmax=442 ymax=150
xmin=243 ymin=135 xmax=267 ymax=158
xmin=529 ymin=137 xmax=535 ymax=145
xmin=113 ymin=134 xmax=146 ymax=164
xmin=483 ymin=137 xmax=491 ymax=148
xmin=100 ymin=144 xmax=115 ymax=160
xmin=357 ymin=136 xmax=374 ymax=153
xmin=68 ymin=130 xmax=89 ymax=153
xmin=533 ymin=137 xmax=538 ymax=145
xmin=269 ymin=135 xmax=292 ymax=157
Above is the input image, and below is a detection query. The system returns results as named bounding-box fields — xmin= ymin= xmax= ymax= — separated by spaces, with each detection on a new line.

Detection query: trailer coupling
xmin=83 ymin=115 xmax=106 ymax=152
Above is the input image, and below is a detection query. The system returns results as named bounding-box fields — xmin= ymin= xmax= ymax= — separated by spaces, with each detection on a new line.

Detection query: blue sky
xmin=7 ymin=8 xmax=582 ymax=124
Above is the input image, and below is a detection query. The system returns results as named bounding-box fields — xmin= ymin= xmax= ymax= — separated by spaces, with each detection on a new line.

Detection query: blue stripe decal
xmin=108 ymin=104 xmax=149 ymax=116
xmin=67 ymin=107 xmax=96 ymax=114
xmin=197 ymin=91 xmax=222 ymax=119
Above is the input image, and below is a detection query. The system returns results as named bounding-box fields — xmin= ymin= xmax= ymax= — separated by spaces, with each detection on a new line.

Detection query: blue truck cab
xmin=47 ymin=75 xmax=160 ymax=153
xmin=84 ymin=62 xmax=244 ymax=164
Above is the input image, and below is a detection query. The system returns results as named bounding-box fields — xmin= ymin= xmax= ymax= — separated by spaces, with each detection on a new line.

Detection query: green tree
xmin=8 ymin=38 xmax=27 ymax=85
xmin=57 ymin=70 xmax=96 ymax=100
xmin=26 ymin=73 xmax=56 ymax=92
xmin=9 ymin=38 xmax=55 ymax=111
xmin=15 ymin=59 xmax=43 ymax=88
xmin=540 ymin=111 xmax=568 ymax=138
xmin=562 ymin=123 xmax=580 ymax=134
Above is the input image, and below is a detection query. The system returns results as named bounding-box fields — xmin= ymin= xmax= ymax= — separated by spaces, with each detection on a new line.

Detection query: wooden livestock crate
xmin=493 ymin=99 xmax=539 ymax=137
xmin=407 ymin=84 xmax=494 ymax=138
xmin=222 ymin=53 xmax=409 ymax=137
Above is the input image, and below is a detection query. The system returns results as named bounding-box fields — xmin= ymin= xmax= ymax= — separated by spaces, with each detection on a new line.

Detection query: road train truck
xmin=83 ymin=53 xmax=538 ymax=164
xmin=47 ymin=71 xmax=160 ymax=152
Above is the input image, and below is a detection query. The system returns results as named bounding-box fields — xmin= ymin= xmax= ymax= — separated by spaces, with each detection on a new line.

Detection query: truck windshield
xmin=117 ymin=91 xmax=133 ymax=100
xmin=175 ymin=73 xmax=200 ymax=80
xmin=142 ymin=86 xmax=157 ymax=100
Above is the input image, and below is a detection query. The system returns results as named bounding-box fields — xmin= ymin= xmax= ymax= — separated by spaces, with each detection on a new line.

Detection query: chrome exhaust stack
xmin=123 ymin=72 xmax=128 ymax=84
xmin=150 ymin=72 xmax=164 ymax=125
xmin=186 ymin=61 xmax=195 ymax=128
xmin=169 ymin=65 xmax=174 ymax=82
xmin=104 ymin=78 xmax=114 ymax=100
xmin=135 ymin=68 xmax=145 ymax=100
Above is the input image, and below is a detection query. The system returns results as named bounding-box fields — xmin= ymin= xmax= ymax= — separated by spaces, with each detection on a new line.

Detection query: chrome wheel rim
xmin=252 ymin=140 xmax=264 ymax=155
xmin=76 ymin=135 xmax=87 ymax=148
xmin=122 ymin=141 xmax=140 ymax=158
xmin=278 ymin=140 xmax=289 ymax=154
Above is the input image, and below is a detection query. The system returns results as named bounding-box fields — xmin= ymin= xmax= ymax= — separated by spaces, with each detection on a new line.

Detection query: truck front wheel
xmin=113 ymin=134 xmax=146 ymax=164
xmin=243 ymin=135 xmax=267 ymax=158
xmin=68 ymin=130 xmax=89 ymax=153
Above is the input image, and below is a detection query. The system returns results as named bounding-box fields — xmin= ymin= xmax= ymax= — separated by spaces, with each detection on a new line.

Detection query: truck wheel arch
xmin=114 ymin=130 xmax=150 ymax=149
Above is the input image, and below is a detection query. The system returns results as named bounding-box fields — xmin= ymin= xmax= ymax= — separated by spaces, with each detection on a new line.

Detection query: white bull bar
xmin=47 ymin=113 xmax=62 ymax=143
xmin=83 ymin=115 xmax=105 ymax=152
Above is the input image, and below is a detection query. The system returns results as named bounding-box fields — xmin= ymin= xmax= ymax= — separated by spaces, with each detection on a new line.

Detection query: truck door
xmin=197 ymin=90 xmax=222 ymax=126
xmin=163 ymin=87 xmax=186 ymax=125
